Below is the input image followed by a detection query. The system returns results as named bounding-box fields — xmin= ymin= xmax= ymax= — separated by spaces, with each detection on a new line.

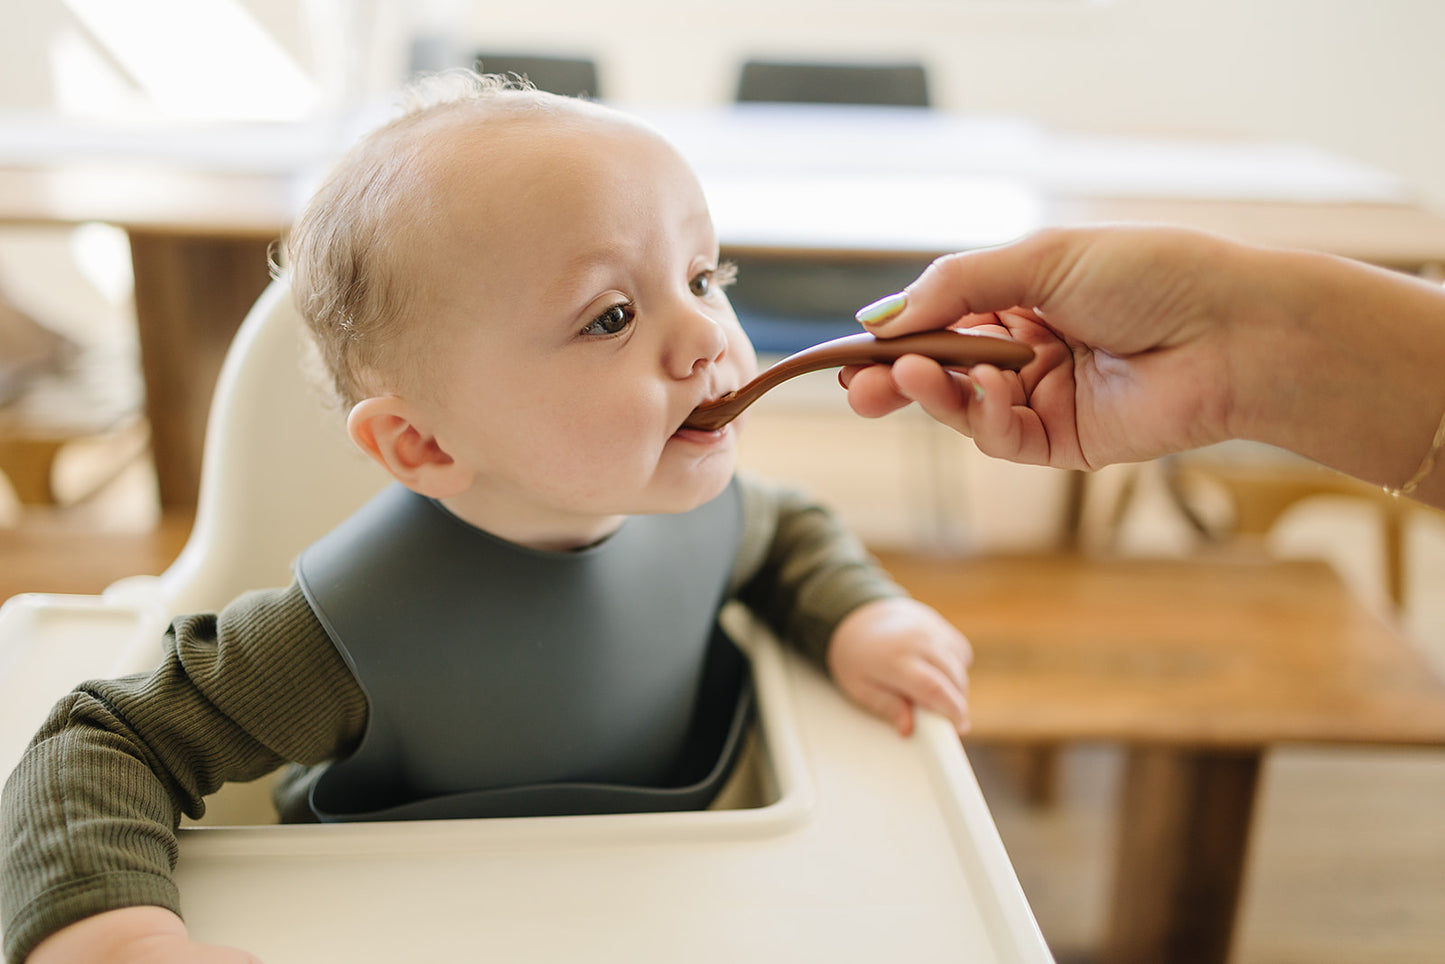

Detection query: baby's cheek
xmin=727 ymin=330 xmax=759 ymax=379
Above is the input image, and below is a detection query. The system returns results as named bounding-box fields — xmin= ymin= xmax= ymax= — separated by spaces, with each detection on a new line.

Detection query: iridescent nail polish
xmin=855 ymin=291 xmax=908 ymax=326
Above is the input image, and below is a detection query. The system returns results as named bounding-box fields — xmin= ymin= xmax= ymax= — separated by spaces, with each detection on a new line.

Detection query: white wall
xmin=3 ymin=0 xmax=1444 ymax=207
xmin=444 ymin=0 xmax=1445 ymax=209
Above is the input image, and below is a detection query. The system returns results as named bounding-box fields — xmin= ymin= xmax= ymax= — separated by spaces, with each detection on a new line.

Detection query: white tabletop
xmin=0 ymin=102 xmax=1416 ymax=256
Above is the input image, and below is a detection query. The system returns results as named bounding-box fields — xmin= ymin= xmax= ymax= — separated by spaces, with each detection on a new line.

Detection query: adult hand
xmin=843 ymin=226 xmax=1247 ymax=470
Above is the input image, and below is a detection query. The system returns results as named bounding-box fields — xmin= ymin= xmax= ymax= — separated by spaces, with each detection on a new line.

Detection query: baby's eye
xmin=582 ymin=303 xmax=635 ymax=336
xmin=690 ymin=262 xmax=737 ymax=298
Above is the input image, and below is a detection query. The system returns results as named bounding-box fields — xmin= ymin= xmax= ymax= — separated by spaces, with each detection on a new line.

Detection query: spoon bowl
xmin=683 ymin=329 xmax=1034 ymax=431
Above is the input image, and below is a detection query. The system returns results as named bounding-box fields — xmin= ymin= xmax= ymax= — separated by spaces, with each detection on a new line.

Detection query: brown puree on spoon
xmin=683 ymin=330 xmax=1034 ymax=431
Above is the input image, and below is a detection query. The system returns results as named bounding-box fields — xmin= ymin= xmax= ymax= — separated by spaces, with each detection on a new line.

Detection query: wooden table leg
xmin=1106 ymin=746 xmax=1262 ymax=964
xmin=127 ymin=231 xmax=275 ymax=509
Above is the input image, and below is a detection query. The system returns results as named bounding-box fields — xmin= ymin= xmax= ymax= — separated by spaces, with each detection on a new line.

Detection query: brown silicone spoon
xmin=683 ymin=329 xmax=1034 ymax=431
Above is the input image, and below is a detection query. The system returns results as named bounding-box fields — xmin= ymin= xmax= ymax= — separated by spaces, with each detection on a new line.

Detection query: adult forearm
xmin=1225 ymin=244 xmax=1445 ymax=506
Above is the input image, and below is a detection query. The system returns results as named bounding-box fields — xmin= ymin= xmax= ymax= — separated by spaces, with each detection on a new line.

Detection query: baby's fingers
xmin=900 ymin=658 xmax=971 ymax=735
xmin=848 ymin=678 xmax=916 ymax=736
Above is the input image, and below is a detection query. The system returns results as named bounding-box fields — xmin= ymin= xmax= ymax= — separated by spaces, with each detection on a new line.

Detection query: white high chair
xmin=0 ymin=281 xmax=1050 ymax=962
xmin=112 ymin=280 xmax=388 ymax=647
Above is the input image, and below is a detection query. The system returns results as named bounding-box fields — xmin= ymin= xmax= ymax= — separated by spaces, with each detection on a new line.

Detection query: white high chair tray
xmin=0 ymin=594 xmax=1051 ymax=963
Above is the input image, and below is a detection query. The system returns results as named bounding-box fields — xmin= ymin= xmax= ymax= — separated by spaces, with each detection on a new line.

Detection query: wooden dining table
xmin=866 ymin=548 xmax=1445 ymax=964
xmin=4 ymin=104 xmax=1445 ymax=507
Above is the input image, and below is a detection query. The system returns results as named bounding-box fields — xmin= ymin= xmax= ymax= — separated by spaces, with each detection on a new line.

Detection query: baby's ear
xmin=346 ymin=396 xmax=472 ymax=498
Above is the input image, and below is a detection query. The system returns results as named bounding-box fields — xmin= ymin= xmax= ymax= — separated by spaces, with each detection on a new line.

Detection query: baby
xmin=1 ymin=73 xmax=971 ymax=962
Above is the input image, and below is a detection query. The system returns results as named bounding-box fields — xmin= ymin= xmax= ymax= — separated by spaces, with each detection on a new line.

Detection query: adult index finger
xmin=857 ymin=228 xmax=1081 ymax=337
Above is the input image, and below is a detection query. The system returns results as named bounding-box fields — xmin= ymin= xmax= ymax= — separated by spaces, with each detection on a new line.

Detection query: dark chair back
xmin=735 ymin=59 xmax=930 ymax=107
xmin=473 ymin=53 xmax=600 ymax=99
xmin=727 ymin=59 xmax=932 ymax=353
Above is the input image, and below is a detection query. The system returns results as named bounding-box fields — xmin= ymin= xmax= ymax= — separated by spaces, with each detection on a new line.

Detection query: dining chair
xmin=1158 ymin=447 xmax=1420 ymax=610
xmin=0 ymin=294 xmax=148 ymax=509
xmin=735 ymin=59 xmax=930 ymax=107
xmin=472 ymin=52 xmax=600 ymax=98
xmin=726 ymin=59 xmax=934 ymax=356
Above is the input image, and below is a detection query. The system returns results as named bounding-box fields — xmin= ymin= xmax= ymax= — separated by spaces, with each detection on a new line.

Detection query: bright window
xmin=55 ymin=0 xmax=320 ymax=121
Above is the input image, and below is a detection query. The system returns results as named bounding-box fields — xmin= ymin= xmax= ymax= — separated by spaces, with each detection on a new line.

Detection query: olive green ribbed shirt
xmin=1 ymin=477 xmax=902 ymax=962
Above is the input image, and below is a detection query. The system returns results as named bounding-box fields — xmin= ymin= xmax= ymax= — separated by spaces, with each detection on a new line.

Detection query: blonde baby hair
xmin=282 ymin=70 xmax=565 ymax=408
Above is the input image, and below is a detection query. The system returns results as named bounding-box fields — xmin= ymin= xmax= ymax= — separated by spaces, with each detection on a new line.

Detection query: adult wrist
xmin=1216 ymin=241 xmax=1320 ymax=448
xmin=1229 ymin=244 xmax=1445 ymax=491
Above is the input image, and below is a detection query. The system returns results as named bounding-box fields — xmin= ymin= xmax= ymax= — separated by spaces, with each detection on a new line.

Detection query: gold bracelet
xmin=1391 ymin=405 xmax=1445 ymax=498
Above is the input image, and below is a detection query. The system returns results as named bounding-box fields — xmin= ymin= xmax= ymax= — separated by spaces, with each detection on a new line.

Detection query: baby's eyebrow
xmin=560 ymin=247 xmax=623 ymax=280
xmin=545 ymin=249 xmax=624 ymax=310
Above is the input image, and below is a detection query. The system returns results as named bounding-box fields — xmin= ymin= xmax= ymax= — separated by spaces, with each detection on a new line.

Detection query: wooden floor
xmin=974 ymin=743 xmax=1445 ymax=963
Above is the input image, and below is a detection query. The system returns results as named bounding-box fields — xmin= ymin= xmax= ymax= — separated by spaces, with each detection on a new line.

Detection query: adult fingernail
xmin=856 ymin=291 xmax=908 ymax=326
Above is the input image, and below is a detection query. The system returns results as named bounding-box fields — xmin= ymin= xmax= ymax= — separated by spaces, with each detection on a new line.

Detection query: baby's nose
xmin=668 ymin=308 xmax=728 ymax=379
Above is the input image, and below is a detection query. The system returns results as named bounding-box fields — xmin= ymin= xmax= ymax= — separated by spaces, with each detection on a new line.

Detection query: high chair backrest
xmin=147 ymin=280 xmax=388 ymax=616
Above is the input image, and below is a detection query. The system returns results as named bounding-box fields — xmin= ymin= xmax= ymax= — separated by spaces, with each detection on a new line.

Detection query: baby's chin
xmin=639 ymin=456 xmax=738 ymax=516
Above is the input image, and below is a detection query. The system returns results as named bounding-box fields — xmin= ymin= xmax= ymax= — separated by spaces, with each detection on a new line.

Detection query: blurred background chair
xmin=0 ymin=277 xmax=168 ymax=604
xmin=0 ymin=293 xmax=71 ymax=409
xmin=0 ymin=284 xmax=147 ymax=510
xmin=722 ymin=255 xmax=929 ymax=357
xmin=725 ymin=59 xmax=933 ymax=356
xmin=735 ymin=59 xmax=930 ymax=107
xmin=472 ymin=52 xmax=600 ymax=98
xmin=1157 ymin=446 xmax=1420 ymax=611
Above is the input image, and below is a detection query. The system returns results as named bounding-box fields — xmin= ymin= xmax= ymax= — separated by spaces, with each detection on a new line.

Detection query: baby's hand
xmin=27 ymin=907 xmax=261 ymax=963
xmin=826 ymin=597 xmax=972 ymax=736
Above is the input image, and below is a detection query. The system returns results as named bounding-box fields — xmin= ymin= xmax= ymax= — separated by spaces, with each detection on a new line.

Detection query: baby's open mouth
xmin=673 ymin=407 xmax=733 ymax=439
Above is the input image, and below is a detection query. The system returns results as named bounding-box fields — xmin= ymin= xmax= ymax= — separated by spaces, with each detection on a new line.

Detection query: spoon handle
xmin=684 ymin=329 xmax=1034 ymax=431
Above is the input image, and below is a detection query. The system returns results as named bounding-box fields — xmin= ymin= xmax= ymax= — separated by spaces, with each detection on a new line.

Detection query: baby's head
xmin=288 ymin=73 xmax=555 ymax=409
xmin=285 ymin=72 xmax=757 ymax=549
